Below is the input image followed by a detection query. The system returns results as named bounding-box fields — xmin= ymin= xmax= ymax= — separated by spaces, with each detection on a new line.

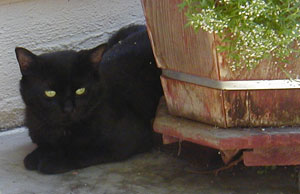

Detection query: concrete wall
xmin=0 ymin=0 xmax=145 ymax=130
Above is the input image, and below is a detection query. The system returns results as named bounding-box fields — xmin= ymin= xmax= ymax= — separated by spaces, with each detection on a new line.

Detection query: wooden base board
xmin=154 ymin=97 xmax=300 ymax=166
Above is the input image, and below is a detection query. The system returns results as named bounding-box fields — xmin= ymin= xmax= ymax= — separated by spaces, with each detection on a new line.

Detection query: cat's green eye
xmin=75 ymin=88 xmax=86 ymax=95
xmin=45 ymin=90 xmax=56 ymax=98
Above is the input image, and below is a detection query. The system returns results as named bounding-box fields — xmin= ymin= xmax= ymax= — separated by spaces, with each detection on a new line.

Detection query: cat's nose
xmin=63 ymin=101 xmax=74 ymax=113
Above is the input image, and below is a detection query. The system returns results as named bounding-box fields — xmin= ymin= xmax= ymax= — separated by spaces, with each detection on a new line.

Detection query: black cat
xmin=15 ymin=25 xmax=162 ymax=174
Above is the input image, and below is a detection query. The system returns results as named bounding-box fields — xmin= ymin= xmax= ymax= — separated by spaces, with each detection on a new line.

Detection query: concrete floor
xmin=0 ymin=127 xmax=299 ymax=194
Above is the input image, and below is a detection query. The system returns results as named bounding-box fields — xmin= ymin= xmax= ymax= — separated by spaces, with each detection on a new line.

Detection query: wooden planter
xmin=142 ymin=0 xmax=300 ymax=128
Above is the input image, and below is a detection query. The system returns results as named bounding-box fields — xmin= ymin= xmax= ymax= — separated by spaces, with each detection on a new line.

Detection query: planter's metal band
xmin=162 ymin=69 xmax=300 ymax=90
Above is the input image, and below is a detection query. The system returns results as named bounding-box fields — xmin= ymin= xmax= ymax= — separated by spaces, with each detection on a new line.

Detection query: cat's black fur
xmin=16 ymin=25 xmax=162 ymax=174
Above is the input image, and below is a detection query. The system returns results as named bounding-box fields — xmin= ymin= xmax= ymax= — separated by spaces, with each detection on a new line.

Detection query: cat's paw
xmin=24 ymin=149 xmax=40 ymax=170
xmin=37 ymin=157 xmax=71 ymax=174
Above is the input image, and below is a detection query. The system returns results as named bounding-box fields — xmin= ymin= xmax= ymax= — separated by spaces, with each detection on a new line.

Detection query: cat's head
xmin=15 ymin=44 xmax=107 ymax=125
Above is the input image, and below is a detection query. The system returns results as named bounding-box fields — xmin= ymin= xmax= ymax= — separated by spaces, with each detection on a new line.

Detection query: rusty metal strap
xmin=162 ymin=69 xmax=300 ymax=90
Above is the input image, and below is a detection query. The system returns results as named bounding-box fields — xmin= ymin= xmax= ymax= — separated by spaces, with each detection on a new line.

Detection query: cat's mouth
xmin=58 ymin=107 xmax=92 ymax=125
xmin=59 ymin=112 xmax=79 ymax=125
xmin=65 ymin=113 xmax=77 ymax=120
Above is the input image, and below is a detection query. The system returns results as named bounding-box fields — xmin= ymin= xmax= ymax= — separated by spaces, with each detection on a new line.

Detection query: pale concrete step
xmin=0 ymin=128 xmax=298 ymax=194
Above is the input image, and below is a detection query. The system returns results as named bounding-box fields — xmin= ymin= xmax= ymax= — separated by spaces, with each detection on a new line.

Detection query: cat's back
xmin=100 ymin=25 xmax=160 ymax=84
xmin=101 ymin=25 xmax=153 ymax=65
xmin=99 ymin=25 xmax=162 ymax=120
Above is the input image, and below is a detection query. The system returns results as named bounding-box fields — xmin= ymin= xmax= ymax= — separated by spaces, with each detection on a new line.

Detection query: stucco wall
xmin=0 ymin=0 xmax=145 ymax=130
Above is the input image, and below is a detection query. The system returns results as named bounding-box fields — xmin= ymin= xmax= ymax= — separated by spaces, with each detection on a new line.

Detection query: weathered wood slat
xmin=142 ymin=0 xmax=219 ymax=79
xmin=142 ymin=0 xmax=300 ymax=128
xmin=223 ymin=91 xmax=249 ymax=127
xmin=161 ymin=76 xmax=226 ymax=127
xmin=243 ymin=146 xmax=300 ymax=166
xmin=249 ymin=90 xmax=300 ymax=127
xmin=155 ymin=98 xmax=300 ymax=166
xmin=154 ymin=98 xmax=300 ymax=150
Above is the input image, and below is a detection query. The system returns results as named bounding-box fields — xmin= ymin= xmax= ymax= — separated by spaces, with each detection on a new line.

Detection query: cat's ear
xmin=15 ymin=47 xmax=36 ymax=75
xmin=88 ymin=43 xmax=107 ymax=64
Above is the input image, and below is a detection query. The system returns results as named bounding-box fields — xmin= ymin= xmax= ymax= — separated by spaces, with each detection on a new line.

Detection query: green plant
xmin=180 ymin=0 xmax=300 ymax=71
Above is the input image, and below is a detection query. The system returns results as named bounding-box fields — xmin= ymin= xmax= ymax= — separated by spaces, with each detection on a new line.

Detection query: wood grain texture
xmin=215 ymin=34 xmax=300 ymax=81
xmin=223 ymin=91 xmax=249 ymax=127
xmin=142 ymin=0 xmax=300 ymax=128
xmin=244 ymin=146 xmax=300 ymax=166
xmin=142 ymin=0 xmax=219 ymax=79
xmin=161 ymin=76 xmax=226 ymax=127
xmin=154 ymin=98 xmax=300 ymax=150
xmin=249 ymin=90 xmax=300 ymax=127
